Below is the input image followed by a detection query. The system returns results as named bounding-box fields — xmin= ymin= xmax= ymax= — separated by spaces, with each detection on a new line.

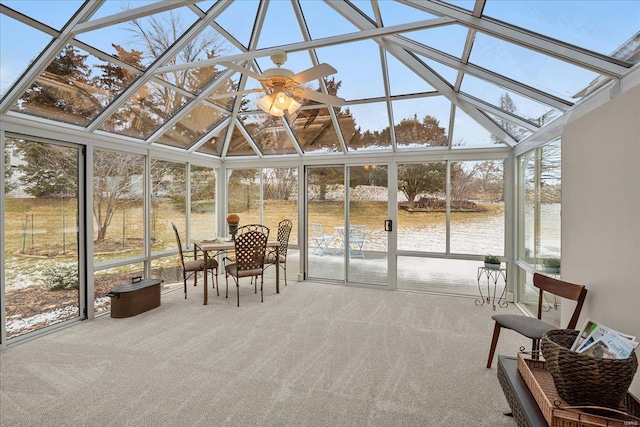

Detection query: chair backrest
xmin=351 ymin=225 xmax=366 ymax=239
xmin=236 ymin=224 xmax=270 ymax=239
xmin=277 ymin=219 xmax=293 ymax=257
xmin=233 ymin=230 xmax=268 ymax=272
xmin=171 ymin=222 xmax=187 ymax=269
xmin=311 ymin=223 xmax=324 ymax=237
xmin=533 ymin=272 xmax=587 ymax=328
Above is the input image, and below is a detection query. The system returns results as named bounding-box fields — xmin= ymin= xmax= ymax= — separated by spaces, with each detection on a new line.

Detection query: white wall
xmin=562 ymin=83 xmax=640 ymax=395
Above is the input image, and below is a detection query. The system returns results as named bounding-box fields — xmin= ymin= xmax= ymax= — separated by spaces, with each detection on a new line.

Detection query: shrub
xmin=42 ymin=264 xmax=79 ymax=291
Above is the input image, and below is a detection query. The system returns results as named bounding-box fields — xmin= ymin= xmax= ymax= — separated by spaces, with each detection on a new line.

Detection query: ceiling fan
xmin=220 ymin=50 xmax=345 ymax=116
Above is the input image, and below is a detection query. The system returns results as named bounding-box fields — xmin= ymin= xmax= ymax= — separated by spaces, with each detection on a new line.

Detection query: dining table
xmin=193 ymin=238 xmax=280 ymax=305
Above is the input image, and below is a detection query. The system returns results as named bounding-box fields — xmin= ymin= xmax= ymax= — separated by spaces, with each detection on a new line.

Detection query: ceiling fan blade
xmin=208 ymin=88 xmax=264 ymax=101
xmin=291 ymin=63 xmax=337 ymax=84
xmin=295 ymin=88 xmax=345 ymax=106
xmin=220 ymin=61 xmax=266 ymax=81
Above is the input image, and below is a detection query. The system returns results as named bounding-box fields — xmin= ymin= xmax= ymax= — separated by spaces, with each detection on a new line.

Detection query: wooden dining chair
xmin=223 ymin=227 xmax=269 ymax=307
xmin=486 ymin=272 xmax=587 ymax=368
xmin=171 ymin=222 xmax=218 ymax=299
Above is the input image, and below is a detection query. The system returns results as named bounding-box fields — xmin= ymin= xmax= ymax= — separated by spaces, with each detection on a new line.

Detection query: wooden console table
xmin=497 ymin=355 xmax=548 ymax=427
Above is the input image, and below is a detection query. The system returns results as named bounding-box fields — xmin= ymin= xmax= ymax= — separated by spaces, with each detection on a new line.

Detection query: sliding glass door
xmin=3 ymin=137 xmax=83 ymax=340
xmin=306 ymin=165 xmax=390 ymax=286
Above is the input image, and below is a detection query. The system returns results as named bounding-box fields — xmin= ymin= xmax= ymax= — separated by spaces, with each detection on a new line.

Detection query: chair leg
xmin=194 ymin=273 xmax=198 ymax=287
xmin=487 ymin=322 xmax=502 ymax=368
xmin=236 ymin=281 xmax=240 ymax=307
xmin=214 ymin=268 xmax=219 ymax=296
xmin=183 ymin=277 xmax=187 ymax=299
xmin=260 ymin=274 xmax=264 ymax=302
xmin=225 ymin=274 xmax=229 ymax=298
xmin=282 ymin=262 xmax=287 ymax=286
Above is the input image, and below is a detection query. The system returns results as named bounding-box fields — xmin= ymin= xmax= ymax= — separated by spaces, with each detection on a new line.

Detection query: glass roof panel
xmin=316 ymin=40 xmax=386 ymax=100
xmin=401 ymin=24 xmax=469 ymax=59
xmin=486 ymin=113 xmax=534 ymax=142
xmin=195 ymin=1 xmax=216 ymax=14
xmin=10 ymin=44 xmax=139 ymax=126
xmin=0 ymin=14 xmax=53 ymax=97
xmin=74 ymin=4 xmax=199 ymax=69
xmin=214 ymin=0 xmax=259 ymax=49
xmin=377 ymin=1 xmax=438 ymax=26
xmin=195 ymin=125 xmax=228 ymax=156
xmin=226 ymin=124 xmax=258 ymax=157
xmin=98 ymin=81 xmax=188 ymax=140
xmin=1 ymin=0 xmax=82 ymax=30
xmin=286 ymin=108 xmax=343 ymax=153
xmin=469 ymin=33 xmax=601 ymax=102
xmin=392 ymin=97 xmax=450 ymax=148
xmin=256 ymin=0 xmax=305 ymax=50
xmin=451 ymin=108 xmax=503 ymax=148
xmin=442 ymin=1 xmax=474 ymax=11
xmin=483 ymin=0 xmax=640 ymax=61
xmin=156 ymin=26 xmax=243 ymax=93
xmin=386 ymin=53 xmax=436 ymax=96
xmin=416 ymin=55 xmax=459 ymax=87
xmin=300 ymin=1 xmax=362 ymax=39
xmin=240 ymin=114 xmax=297 ymax=155
xmin=342 ymin=102 xmax=393 ymax=151
xmin=156 ymin=102 xmax=228 ymax=149
xmin=460 ymin=74 xmax=561 ymax=126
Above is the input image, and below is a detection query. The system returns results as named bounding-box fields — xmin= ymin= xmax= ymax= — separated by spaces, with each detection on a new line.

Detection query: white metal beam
xmin=402 ymin=0 xmax=630 ymax=77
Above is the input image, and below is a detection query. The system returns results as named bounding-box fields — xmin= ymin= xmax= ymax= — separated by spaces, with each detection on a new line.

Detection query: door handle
xmin=384 ymin=219 xmax=392 ymax=232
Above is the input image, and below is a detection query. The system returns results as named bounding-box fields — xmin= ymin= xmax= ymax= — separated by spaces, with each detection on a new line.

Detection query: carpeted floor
xmin=1 ymin=280 xmax=528 ymax=426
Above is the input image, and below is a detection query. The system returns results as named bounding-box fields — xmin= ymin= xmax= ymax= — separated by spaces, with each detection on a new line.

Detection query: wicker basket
xmin=541 ymin=329 xmax=639 ymax=409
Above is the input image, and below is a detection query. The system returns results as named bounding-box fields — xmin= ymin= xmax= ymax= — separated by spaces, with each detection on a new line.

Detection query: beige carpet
xmin=1 ymin=280 xmax=528 ymax=426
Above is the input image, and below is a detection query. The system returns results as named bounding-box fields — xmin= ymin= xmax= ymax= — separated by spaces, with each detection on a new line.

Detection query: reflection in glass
xmin=151 ymin=159 xmax=186 ymax=253
xmin=519 ymin=139 xmax=561 ymax=268
xmin=3 ymin=138 xmax=81 ymax=338
xmin=196 ymin=125 xmax=228 ymax=156
xmin=340 ymin=103 xmax=392 ymax=151
xmin=469 ymin=33 xmax=599 ymax=102
xmin=397 ymin=162 xmax=446 ymax=252
xmin=392 ymin=98 xmax=450 ymax=148
xmin=156 ymin=102 xmax=227 ymax=149
xmin=227 ymin=169 xmax=261 ymax=233
xmin=0 ymin=14 xmax=52 ymax=96
xmin=191 ymin=166 xmax=217 ymax=241
xmin=226 ymin=124 xmax=258 ymax=156
xmin=483 ymin=0 xmax=640 ymax=60
xmin=397 ymin=257 xmax=482 ymax=296
xmin=288 ymin=108 xmax=343 ymax=153
xmin=100 ymin=81 xmax=188 ymax=140
xmin=451 ymin=108 xmax=500 ymax=148
xmin=12 ymin=45 xmax=138 ymax=126
xmin=461 ymin=74 xmax=562 ymax=126
xmin=241 ymin=114 xmax=298 ymax=155
xmin=348 ymin=165 xmax=388 ymax=286
xmin=93 ymin=149 xmax=145 ymax=264
xmin=263 ymin=168 xmax=298 ymax=245
xmin=450 ymin=161 xmax=505 ymax=255
xmin=307 ymin=166 xmax=345 ymax=281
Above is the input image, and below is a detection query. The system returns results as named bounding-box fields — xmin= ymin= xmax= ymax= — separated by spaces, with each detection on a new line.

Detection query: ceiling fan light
xmin=273 ymin=92 xmax=291 ymax=110
xmin=257 ymin=94 xmax=285 ymax=116
xmin=287 ymin=98 xmax=301 ymax=114
xmin=257 ymin=93 xmax=275 ymax=113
